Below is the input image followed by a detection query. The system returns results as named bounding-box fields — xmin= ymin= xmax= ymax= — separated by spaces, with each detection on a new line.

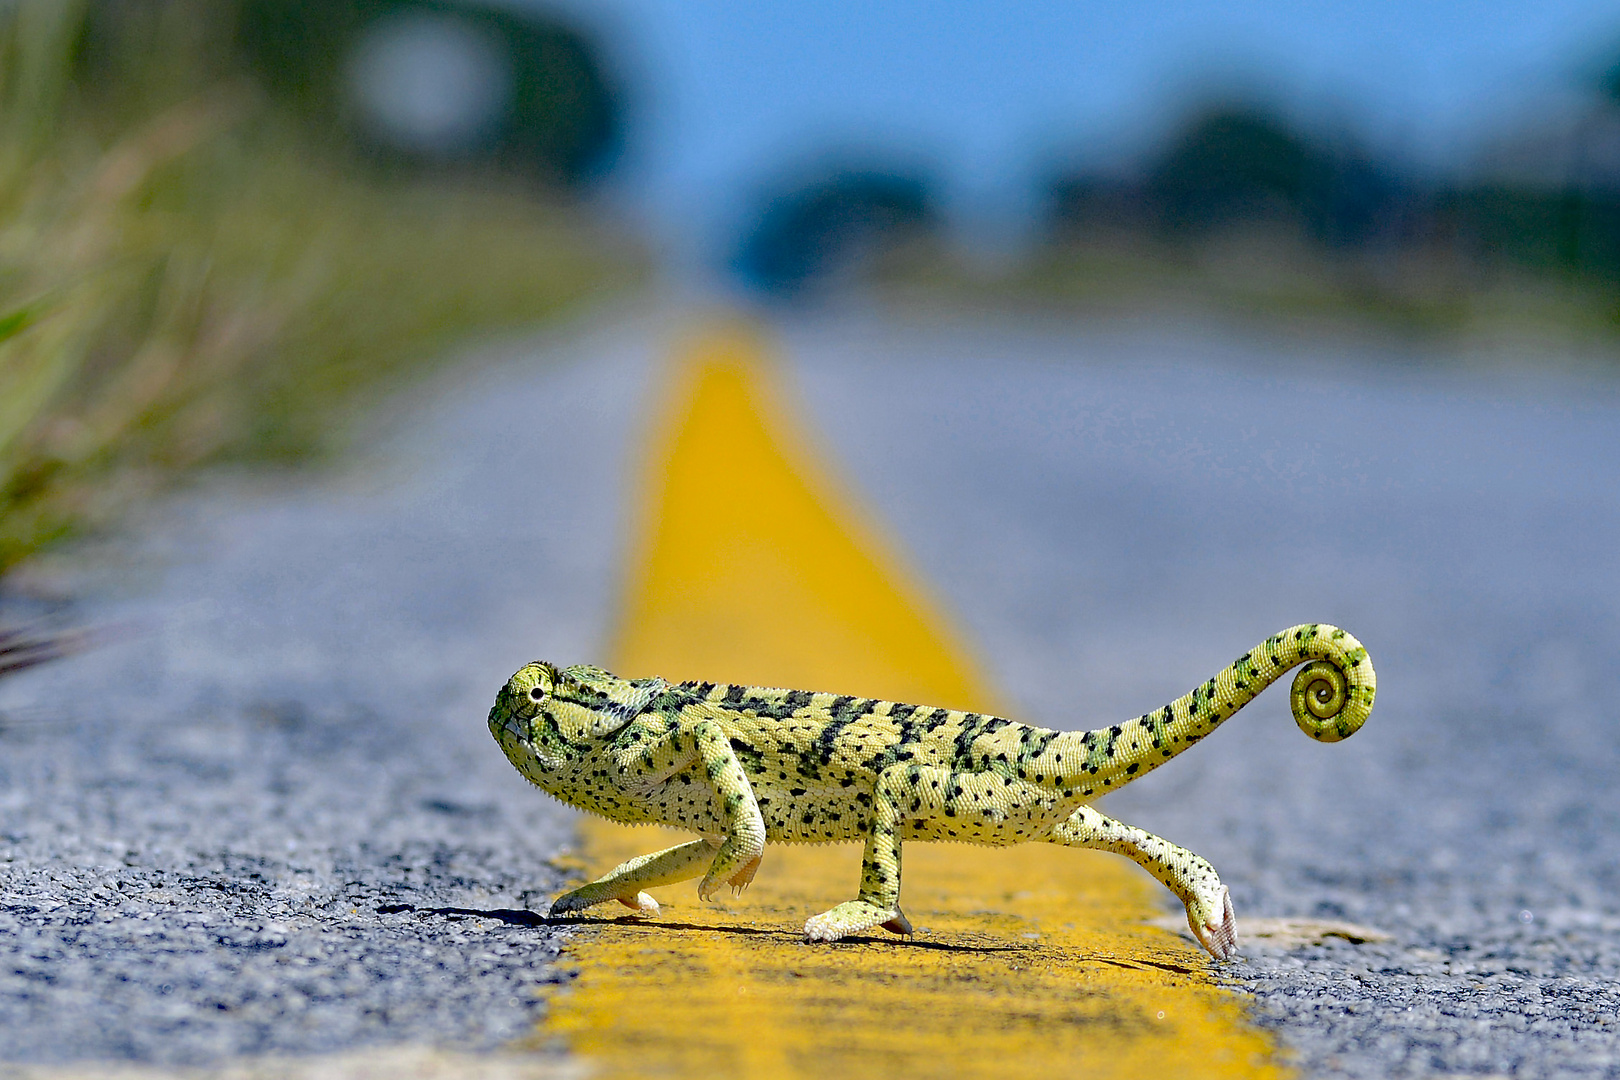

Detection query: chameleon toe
xmin=880 ymin=910 xmax=914 ymax=935
xmin=728 ymin=854 xmax=763 ymax=890
xmin=549 ymin=892 xmax=587 ymax=916
xmin=1189 ymin=887 xmax=1240 ymax=959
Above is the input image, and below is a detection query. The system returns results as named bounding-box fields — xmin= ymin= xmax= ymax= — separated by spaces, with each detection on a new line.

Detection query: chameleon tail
xmin=1050 ymin=624 xmax=1376 ymax=799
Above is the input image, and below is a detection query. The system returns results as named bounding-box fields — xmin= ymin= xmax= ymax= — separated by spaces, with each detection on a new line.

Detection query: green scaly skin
xmin=488 ymin=623 xmax=1376 ymax=959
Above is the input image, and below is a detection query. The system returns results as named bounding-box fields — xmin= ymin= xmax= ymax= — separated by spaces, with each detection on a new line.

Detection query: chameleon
xmin=487 ymin=623 xmax=1375 ymax=959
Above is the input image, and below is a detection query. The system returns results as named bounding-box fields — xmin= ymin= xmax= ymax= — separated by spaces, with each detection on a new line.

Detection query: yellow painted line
xmin=539 ymin=319 xmax=1289 ymax=1080
xmin=614 ymin=320 xmax=987 ymax=705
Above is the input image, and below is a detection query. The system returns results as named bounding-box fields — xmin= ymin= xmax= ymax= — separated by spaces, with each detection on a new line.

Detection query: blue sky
xmin=527 ymin=0 xmax=1620 ymax=259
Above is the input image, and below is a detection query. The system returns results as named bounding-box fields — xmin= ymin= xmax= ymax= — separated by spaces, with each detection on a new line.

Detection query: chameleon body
xmin=488 ymin=623 xmax=1375 ymax=959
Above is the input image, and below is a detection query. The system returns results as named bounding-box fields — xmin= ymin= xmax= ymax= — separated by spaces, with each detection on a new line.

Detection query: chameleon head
xmin=488 ymin=661 xmax=567 ymax=781
xmin=489 ymin=662 xmax=670 ymax=784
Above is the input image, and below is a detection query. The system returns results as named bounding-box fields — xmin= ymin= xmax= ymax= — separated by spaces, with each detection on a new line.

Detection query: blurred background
xmin=1 ymin=0 xmax=1616 ymax=629
xmin=8 ymin=0 xmax=1620 ymax=579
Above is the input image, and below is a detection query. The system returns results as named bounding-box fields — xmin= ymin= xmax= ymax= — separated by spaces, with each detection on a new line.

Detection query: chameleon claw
xmin=548 ymin=891 xmax=589 ymax=916
xmin=697 ymin=876 xmax=732 ymax=902
xmin=1189 ymin=886 xmax=1239 ymax=960
xmin=728 ymin=854 xmax=763 ymax=891
xmin=700 ymin=849 xmax=763 ymax=901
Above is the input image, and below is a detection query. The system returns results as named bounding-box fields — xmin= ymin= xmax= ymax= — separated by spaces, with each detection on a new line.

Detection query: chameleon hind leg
xmin=1046 ymin=805 xmax=1238 ymax=960
xmin=803 ymin=764 xmax=957 ymax=941
xmin=550 ymin=837 xmax=718 ymax=918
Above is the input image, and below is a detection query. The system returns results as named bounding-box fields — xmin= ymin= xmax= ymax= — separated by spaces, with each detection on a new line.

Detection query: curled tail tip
xmin=1286 ymin=626 xmax=1376 ymax=742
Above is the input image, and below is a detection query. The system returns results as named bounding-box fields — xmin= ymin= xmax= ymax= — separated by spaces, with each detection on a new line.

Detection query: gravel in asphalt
xmin=0 ymin=324 xmax=657 ymax=1067
xmin=4 ymin=306 xmax=1620 ymax=1077
xmin=784 ymin=310 xmax=1620 ymax=1078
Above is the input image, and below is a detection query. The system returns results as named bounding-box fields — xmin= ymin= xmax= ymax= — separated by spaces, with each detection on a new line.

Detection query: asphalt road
xmin=3 ymin=306 xmax=1620 ymax=1076
xmin=0 ymin=323 xmax=657 ymax=1068
xmin=782 ymin=310 xmax=1620 ymax=1079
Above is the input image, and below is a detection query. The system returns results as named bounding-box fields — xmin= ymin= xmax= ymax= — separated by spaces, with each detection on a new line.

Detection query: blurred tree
xmin=1599 ymin=51 xmax=1620 ymax=109
xmin=1440 ymin=184 xmax=1620 ymax=280
xmin=1146 ymin=105 xmax=1403 ymax=248
xmin=77 ymin=0 xmax=623 ymax=187
xmin=1049 ymin=104 xmax=1405 ymax=253
xmin=732 ymin=168 xmax=936 ymax=296
xmin=1146 ymin=107 xmax=1330 ymax=235
xmin=1432 ymin=53 xmax=1620 ymax=285
xmin=1034 ymin=68 xmax=1620 ymax=327
xmin=1312 ymin=148 xmax=1404 ymax=249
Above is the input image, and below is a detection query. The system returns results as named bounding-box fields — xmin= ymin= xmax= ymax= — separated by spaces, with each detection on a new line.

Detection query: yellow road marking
xmin=539 ymin=319 xmax=1289 ymax=1079
xmin=614 ymin=320 xmax=987 ymax=705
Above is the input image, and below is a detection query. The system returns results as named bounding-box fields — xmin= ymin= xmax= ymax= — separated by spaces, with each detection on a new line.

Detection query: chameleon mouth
xmin=488 ymin=700 xmax=533 ymax=747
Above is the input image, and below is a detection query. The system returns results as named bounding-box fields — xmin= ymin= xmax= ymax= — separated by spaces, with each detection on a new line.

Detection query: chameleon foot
xmin=1187 ymin=885 xmax=1238 ymax=960
xmin=617 ymin=891 xmax=661 ymax=915
xmin=698 ymin=845 xmax=765 ymax=901
xmin=804 ymin=900 xmax=906 ymax=942
xmin=550 ymin=886 xmax=659 ymax=918
xmin=727 ymin=854 xmax=763 ymax=893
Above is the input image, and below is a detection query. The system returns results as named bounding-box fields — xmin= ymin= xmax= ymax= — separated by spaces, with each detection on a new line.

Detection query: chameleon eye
xmin=529 ymin=687 xmax=545 ymax=700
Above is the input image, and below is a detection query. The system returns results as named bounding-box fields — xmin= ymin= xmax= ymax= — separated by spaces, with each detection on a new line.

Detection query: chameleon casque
xmin=488 ymin=623 xmax=1375 ymax=959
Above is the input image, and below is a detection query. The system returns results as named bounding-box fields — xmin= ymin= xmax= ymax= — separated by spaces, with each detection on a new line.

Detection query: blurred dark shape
xmin=0 ymin=622 xmax=105 ymax=681
xmin=1311 ymin=150 xmax=1408 ymax=251
xmin=78 ymin=0 xmax=624 ymax=187
xmin=733 ymin=167 xmax=937 ymax=296
xmin=1599 ymin=52 xmax=1620 ymax=109
xmin=1148 ymin=107 xmax=1334 ymax=236
xmin=1438 ymin=184 xmax=1620 ymax=280
xmin=1442 ymin=100 xmax=1620 ymax=282
xmin=1051 ymin=106 xmax=1405 ymax=251
xmin=1042 ymin=89 xmax=1620 ymax=317
xmin=1045 ymin=175 xmax=1148 ymax=241
xmin=0 ymin=624 xmax=70 ymax=679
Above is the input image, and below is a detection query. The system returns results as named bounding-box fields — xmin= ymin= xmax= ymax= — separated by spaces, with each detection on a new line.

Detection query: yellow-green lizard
xmin=488 ymin=623 xmax=1374 ymax=959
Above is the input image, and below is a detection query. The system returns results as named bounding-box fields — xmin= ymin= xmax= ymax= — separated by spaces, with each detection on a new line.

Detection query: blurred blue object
xmin=730 ymin=167 xmax=936 ymax=297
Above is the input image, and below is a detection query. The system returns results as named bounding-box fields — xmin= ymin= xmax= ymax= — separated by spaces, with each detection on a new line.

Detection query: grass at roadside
xmin=0 ymin=0 xmax=642 ymax=577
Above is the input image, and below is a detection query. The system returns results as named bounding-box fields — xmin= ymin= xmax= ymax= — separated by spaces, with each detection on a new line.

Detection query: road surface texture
xmin=2 ymin=304 xmax=1618 ymax=1076
xmin=0 ymin=323 xmax=658 ymax=1070
xmin=781 ymin=311 xmax=1620 ymax=1079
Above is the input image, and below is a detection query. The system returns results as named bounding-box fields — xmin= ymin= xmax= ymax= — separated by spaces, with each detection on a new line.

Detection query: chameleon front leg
xmin=550 ymin=838 xmax=719 ymax=917
xmin=686 ymin=716 xmax=767 ymax=897
xmin=614 ymin=712 xmax=767 ymax=900
xmin=1046 ymin=804 xmax=1238 ymax=959
xmin=803 ymin=764 xmax=954 ymax=941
